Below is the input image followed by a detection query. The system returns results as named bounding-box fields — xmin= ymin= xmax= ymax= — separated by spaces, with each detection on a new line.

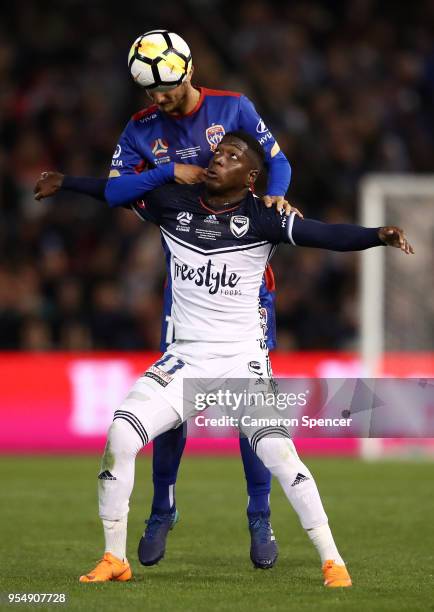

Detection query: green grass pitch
xmin=0 ymin=455 xmax=433 ymax=611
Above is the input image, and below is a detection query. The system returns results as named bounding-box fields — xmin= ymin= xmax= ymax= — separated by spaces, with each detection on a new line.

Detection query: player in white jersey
xmin=79 ymin=131 xmax=413 ymax=586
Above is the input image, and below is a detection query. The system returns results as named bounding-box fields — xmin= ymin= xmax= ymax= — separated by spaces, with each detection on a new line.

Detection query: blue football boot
xmin=248 ymin=512 xmax=278 ymax=569
xmin=138 ymin=508 xmax=179 ymax=566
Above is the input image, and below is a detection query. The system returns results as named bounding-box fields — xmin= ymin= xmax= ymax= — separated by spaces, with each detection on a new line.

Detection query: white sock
xmin=97 ymin=392 xmax=180 ymax=561
xmin=103 ymin=516 xmax=128 ymax=561
xmin=98 ymin=420 xmax=141 ymax=520
xmin=307 ymin=524 xmax=345 ymax=565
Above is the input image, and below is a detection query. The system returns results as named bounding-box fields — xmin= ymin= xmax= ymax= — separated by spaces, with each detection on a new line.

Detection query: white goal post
xmin=359 ymin=174 xmax=434 ymax=459
xmin=360 ymin=174 xmax=434 ymax=375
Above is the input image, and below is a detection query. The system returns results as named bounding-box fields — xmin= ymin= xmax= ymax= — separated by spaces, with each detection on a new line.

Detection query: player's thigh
xmin=127 ymin=348 xmax=202 ymax=428
xmin=114 ymin=377 xmax=180 ymax=445
xmin=114 ymin=351 xmax=190 ymax=443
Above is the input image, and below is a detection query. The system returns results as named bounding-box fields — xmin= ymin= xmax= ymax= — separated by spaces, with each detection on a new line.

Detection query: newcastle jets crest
xmin=230 ymin=215 xmax=249 ymax=238
xmin=205 ymin=124 xmax=225 ymax=151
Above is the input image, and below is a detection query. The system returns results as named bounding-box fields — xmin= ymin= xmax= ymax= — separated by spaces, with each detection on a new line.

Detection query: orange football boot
xmin=79 ymin=552 xmax=132 ymax=583
xmin=322 ymin=560 xmax=352 ymax=587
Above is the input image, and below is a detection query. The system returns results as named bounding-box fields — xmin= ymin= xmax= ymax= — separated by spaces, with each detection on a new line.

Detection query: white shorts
xmin=114 ymin=339 xmax=290 ymax=444
xmin=144 ymin=338 xmax=271 ymax=415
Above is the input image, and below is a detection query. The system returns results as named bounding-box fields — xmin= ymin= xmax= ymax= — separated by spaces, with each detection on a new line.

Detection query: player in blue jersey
xmin=78 ymin=131 xmax=412 ymax=585
xmin=34 ymin=31 xmax=297 ymax=570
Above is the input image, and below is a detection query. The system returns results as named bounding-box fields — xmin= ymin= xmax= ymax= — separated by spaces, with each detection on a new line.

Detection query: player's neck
xmin=185 ymin=86 xmax=201 ymax=114
xmin=172 ymin=86 xmax=201 ymax=116
xmin=204 ymin=188 xmax=248 ymax=211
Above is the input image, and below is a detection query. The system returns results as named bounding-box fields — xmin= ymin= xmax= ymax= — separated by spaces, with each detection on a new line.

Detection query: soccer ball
xmin=128 ymin=30 xmax=192 ymax=91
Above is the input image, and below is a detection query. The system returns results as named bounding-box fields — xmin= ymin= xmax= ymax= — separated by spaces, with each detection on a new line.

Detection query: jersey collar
xmin=198 ymin=188 xmax=249 ymax=215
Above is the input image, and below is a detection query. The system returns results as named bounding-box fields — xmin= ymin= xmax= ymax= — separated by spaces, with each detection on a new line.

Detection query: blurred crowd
xmin=1 ymin=0 xmax=433 ymax=351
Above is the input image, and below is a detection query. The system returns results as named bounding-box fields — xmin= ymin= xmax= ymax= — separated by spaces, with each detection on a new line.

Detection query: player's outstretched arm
xmin=34 ymin=172 xmax=108 ymax=201
xmin=34 ymin=163 xmax=205 ymax=203
xmin=105 ymin=164 xmax=176 ymax=207
xmin=289 ymin=215 xmax=414 ymax=254
xmin=105 ymin=163 xmax=207 ymax=207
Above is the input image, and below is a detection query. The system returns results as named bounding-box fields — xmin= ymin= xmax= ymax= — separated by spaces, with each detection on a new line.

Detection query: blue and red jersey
xmin=109 ymin=87 xmax=292 ymax=350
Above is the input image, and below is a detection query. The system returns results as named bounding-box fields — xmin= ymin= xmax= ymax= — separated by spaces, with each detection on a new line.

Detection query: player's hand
xmin=174 ymin=164 xmax=207 ymax=184
xmin=263 ymin=195 xmax=303 ymax=218
xmin=378 ymin=226 xmax=414 ymax=254
xmin=34 ymin=171 xmax=64 ymax=200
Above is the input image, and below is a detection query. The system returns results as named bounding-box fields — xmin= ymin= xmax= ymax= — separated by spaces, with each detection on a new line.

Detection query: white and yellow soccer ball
xmin=128 ymin=30 xmax=192 ymax=91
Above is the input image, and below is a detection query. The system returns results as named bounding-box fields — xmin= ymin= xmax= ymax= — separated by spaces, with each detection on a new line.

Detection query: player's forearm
xmin=105 ymin=163 xmax=175 ymax=207
xmin=289 ymin=215 xmax=383 ymax=251
xmin=62 ymin=176 xmax=107 ymax=201
xmin=265 ymin=152 xmax=291 ymax=195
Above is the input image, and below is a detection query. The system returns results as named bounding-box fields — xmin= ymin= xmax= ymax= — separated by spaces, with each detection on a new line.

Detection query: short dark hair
xmin=223 ymin=130 xmax=266 ymax=169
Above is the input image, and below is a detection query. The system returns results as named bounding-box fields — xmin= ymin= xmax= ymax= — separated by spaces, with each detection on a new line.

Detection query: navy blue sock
xmin=151 ymin=424 xmax=187 ymax=513
xmin=239 ymin=436 xmax=272 ymax=517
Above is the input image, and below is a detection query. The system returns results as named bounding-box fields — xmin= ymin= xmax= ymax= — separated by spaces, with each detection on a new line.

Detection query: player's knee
xmin=117 ymin=389 xmax=179 ymax=442
xmin=254 ymin=434 xmax=303 ymax=476
xmin=106 ymin=417 xmax=145 ymax=459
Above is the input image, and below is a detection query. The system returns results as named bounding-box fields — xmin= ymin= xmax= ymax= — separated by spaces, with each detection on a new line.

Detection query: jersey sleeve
xmin=62 ymin=176 xmax=107 ymax=201
xmin=287 ymin=214 xmax=384 ymax=251
xmin=250 ymin=203 xmax=289 ymax=244
xmin=108 ymin=120 xmax=145 ymax=177
xmin=253 ymin=206 xmax=383 ymax=251
xmin=105 ymin=164 xmax=175 ymax=207
xmin=238 ymin=95 xmax=291 ymax=196
xmin=106 ymin=119 xmax=175 ymax=207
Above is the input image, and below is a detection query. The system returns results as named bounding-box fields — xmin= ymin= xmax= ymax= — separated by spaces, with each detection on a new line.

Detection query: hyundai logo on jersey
xmin=256 ymin=119 xmax=268 ymax=134
xmin=111 ymin=144 xmax=123 ymax=167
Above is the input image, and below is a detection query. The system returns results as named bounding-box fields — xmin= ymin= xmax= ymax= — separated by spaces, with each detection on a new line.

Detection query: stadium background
xmin=1 ymin=0 xmax=432 ymax=450
xmin=0 ymin=2 xmax=433 ymax=610
xmin=2 ymin=0 xmax=434 ymax=354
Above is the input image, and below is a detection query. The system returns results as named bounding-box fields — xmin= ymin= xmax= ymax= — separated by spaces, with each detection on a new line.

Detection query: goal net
xmin=359 ymin=174 xmax=434 ymax=458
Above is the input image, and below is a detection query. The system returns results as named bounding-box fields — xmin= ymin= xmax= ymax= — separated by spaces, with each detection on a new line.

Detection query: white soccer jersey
xmin=130 ymin=182 xmax=382 ymax=344
xmin=131 ymin=184 xmax=291 ymax=343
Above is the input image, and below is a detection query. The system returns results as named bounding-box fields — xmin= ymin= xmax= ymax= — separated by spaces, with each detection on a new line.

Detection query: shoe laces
xmin=249 ymin=516 xmax=271 ymax=544
xmin=96 ymin=556 xmax=111 ymax=567
xmin=85 ymin=556 xmax=111 ymax=577
xmin=98 ymin=553 xmax=121 ymax=567
xmin=144 ymin=512 xmax=173 ymax=541
xmin=323 ymin=560 xmax=345 ymax=578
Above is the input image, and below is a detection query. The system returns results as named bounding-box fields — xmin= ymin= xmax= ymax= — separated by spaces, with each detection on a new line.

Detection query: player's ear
xmin=186 ymin=65 xmax=194 ymax=82
xmin=248 ymin=169 xmax=259 ymax=187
